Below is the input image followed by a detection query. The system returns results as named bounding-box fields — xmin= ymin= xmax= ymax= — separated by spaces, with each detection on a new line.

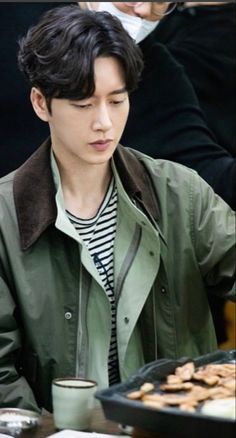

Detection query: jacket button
xmin=124 ymin=317 xmax=129 ymax=324
xmin=65 ymin=312 xmax=72 ymax=320
xmin=161 ymin=286 xmax=166 ymax=294
xmin=149 ymin=251 xmax=154 ymax=257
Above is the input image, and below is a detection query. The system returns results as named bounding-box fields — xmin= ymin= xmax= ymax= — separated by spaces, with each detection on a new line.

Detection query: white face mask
xmin=93 ymin=2 xmax=159 ymax=43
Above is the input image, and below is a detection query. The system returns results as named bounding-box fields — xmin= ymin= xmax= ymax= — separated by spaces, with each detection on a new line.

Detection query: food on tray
xmin=175 ymin=362 xmax=195 ymax=381
xmin=126 ymin=361 xmax=236 ymax=417
xmin=127 ymin=382 xmax=155 ymax=400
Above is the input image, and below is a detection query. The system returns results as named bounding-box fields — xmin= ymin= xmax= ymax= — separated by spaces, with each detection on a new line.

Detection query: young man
xmin=0 ymin=5 xmax=235 ymax=413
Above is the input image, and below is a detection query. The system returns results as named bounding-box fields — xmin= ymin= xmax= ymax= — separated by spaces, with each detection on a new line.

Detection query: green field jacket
xmin=0 ymin=139 xmax=235 ymax=412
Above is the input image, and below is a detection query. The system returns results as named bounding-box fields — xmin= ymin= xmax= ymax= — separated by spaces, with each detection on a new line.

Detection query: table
xmin=35 ymin=408 xmax=169 ymax=438
xmin=36 ymin=408 xmax=121 ymax=437
xmin=35 ymin=406 xmax=184 ymax=438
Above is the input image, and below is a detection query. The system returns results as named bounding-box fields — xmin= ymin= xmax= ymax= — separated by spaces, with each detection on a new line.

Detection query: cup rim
xmin=52 ymin=377 xmax=97 ymax=389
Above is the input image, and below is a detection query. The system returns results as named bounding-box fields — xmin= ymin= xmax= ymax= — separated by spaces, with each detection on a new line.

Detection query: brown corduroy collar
xmin=13 ymin=138 xmax=160 ymax=250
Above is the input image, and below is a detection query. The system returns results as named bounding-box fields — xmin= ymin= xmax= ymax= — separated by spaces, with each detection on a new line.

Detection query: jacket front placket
xmin=53 ymin=169 xmax=112 ymax=382
xmin=113 ymin=175 xmax=161 ymax=380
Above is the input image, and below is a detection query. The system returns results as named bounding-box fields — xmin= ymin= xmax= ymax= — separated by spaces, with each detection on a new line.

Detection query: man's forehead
xmin=93 ymin=57 xmax=127 ymax=91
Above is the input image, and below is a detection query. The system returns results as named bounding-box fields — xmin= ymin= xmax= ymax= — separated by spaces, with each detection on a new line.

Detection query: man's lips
xmin=89 ymin=139 xmax=113 ymax=151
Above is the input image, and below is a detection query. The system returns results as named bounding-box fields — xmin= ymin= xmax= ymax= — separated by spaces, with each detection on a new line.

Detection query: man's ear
xmin=30 ymin=87 xmax=49 ymax=122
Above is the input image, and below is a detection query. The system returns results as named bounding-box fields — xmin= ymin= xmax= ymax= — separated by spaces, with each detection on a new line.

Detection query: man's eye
xmin=72 ymin=103 xmax=92 ymax=109
xmin=111 ymin=100 xmax=124 ymax=105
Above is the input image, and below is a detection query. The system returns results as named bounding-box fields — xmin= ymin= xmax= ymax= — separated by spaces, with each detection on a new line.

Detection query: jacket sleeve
xmin=0 ymin=274 xmax=40 ymax=412
xmin=190 ymin=172 xmax=236 ymax=299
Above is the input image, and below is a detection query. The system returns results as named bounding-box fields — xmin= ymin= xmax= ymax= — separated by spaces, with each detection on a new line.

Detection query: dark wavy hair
xmin=18 ymin=5 xmax=144 ymax=112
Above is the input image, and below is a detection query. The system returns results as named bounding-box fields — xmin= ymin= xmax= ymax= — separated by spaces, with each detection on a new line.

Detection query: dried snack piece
xmin=166 ymin=374 xmax=183 ymax=385
xmin=127 ymin=382 xmax=155 ymax=400
xmin=207 ymin=386 xmax=233 ymax=400
xmin=148 ymin=393 xmax=190 ymax=406
xmin=143 ymin=399 xmax=167 ymax=410
xmin=140 ymin=382 xmax=155 ymax=393
xmin=127 ymin=390 xmax=144 ymax=400
xmin=188 ymin=385 xmax=211 ymax=402
xmin=193 ymin=373 xmax=220 ymax=386
xmin=195 ymin=363 xmax=236 ymax=379
xmin=160 ymin=382 xmax=194 ymax=392
xmin=221 ymin=377 xmax=236 ymax=393
xmin=206 ymin=363 xmax=236 ymax=376
xmin=142 ymin=393 xmax=165 ymax=403
xmin=175 ymin=362 xmax=195 ymax=381
xmin=179 ymin=403 xmax=197 ymax=413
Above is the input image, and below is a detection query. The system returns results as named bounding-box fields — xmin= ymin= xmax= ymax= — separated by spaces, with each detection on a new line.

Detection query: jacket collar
xmin=14 ymin=138 xmax=160 ymax=250
xmin=113 ymin=146 xmax=160 ymax=225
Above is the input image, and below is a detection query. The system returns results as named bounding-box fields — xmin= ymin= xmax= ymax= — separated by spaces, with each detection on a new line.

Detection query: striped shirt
xmin=66 ymin=178 xmax=120 ymax=385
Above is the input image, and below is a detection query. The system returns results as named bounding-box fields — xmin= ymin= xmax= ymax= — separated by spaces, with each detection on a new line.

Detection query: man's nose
xmin=92 ymin=104 xmax=112 ymax=131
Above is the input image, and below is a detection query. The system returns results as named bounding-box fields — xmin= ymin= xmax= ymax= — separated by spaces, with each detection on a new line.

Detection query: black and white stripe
xmin=67 ymin=179 xmax=120 ymax=385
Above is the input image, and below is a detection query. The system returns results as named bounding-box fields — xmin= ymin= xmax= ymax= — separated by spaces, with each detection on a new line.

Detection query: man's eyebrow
xmin=109 ymin=87 xmax=127 ymax=95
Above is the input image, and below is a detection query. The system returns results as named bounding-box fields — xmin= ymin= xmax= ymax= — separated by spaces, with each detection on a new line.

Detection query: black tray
xmin=96 ymin=350 xmax=236 ymax=438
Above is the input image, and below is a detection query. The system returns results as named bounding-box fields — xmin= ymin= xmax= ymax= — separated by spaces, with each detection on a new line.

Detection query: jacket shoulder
xmin=127 ymin=146 xmax=198 ymax=179
xmin=126 ymin=146 xmax=220 ymax=212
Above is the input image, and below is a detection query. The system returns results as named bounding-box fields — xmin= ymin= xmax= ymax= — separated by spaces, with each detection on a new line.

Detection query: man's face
xmin=38 ymin=57 xmax=129 ymax=169
xmin=82 ymin=2 xmax=170 ymax=21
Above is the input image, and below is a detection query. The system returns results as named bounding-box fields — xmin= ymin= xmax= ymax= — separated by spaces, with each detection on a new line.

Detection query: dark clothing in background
xmin=121 ymin=2 xmax=236 ymax=344
xmin=121 ymin=2 xmax=236 ymax=211
xmin=155 ymin=2 xmax=236 ymax=155
xmin=0 ymin=2 xmax=69 ymax=177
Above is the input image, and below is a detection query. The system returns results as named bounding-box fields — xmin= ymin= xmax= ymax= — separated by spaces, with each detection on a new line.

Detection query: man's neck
xmin=59 ymin=161 xmax=112 ymax=220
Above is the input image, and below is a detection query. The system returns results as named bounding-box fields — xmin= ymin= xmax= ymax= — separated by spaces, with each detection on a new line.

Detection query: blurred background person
xmin=153 ymin=1 xmax=236 ymax=179
xmin=97 ymin=1 xmax=235 ymax=210
xmin=82 ymin=1 xmax=236 ymax=346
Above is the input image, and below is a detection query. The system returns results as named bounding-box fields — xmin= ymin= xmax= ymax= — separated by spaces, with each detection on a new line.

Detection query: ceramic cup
xmin=52 ymin=378 xmax=97 ymax=431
